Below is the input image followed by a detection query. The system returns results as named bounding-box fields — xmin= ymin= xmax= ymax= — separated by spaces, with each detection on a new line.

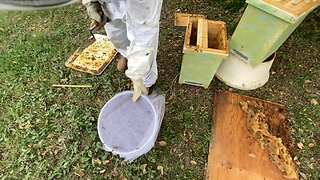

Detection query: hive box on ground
xmin=176 ymin=14 xmax=228 ymax=88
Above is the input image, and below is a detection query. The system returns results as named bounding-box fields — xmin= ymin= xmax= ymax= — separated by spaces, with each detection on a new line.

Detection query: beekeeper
xmin=82 ymin=0 xmax=163 ymax=102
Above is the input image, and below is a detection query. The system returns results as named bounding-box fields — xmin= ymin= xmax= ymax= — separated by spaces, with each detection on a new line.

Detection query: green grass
xmin=0 ymin=1 xmax=319 ymax=179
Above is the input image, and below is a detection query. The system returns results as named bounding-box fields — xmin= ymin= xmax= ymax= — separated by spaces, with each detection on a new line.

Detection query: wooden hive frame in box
xmin=175 ymin=13 xmax=228 ymax=88
xmin=184 ymin=18 xmax=227 ymax=54
xmin=263 ymin=0 xmax=320 ymax=16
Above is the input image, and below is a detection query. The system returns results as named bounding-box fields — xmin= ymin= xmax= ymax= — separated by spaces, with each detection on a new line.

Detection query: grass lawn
xmin=0 ymin=1 xmax=319 ymax=179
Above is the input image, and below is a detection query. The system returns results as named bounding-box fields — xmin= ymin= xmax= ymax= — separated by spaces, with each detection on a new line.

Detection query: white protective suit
xmin=82 ymin=0 xmax=163 ymax=87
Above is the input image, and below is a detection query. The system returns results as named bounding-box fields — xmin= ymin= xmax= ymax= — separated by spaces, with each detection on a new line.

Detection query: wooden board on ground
xmin=206 ymin=91 xmax=298 ymax=180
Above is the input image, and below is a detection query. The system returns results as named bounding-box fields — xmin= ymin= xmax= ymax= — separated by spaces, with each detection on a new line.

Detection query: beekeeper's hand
xmin=83 ymin=1 xmax=103 ymax=23
xmin=132 ymin=79 xmax=148 ymax=102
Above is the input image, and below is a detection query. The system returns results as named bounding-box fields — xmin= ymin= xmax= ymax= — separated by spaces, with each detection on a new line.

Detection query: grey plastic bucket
xmin=98 ymin=91 xmax=165 ymax=162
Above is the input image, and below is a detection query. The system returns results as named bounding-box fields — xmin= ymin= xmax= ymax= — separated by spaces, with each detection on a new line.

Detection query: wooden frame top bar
xmin=263 ymin=0 xmax=320 ymax=16
xmin=174 ymin=13 xmax=206 ymax=27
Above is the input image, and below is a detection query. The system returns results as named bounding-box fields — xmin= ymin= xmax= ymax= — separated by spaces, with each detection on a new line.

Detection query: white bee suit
xmin=83 ymin=0 xmax=163 ymax=87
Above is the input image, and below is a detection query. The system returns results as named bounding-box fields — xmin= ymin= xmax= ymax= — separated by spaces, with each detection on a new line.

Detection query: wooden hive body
xmin=175 ymin=13 xmax=228 ymax=88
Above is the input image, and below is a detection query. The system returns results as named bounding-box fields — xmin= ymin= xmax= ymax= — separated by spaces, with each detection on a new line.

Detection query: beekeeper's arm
xmin=126 ymin=0 xmax=162 ymax=102
xmin=82 ymin=0 xmax=103 ymax=23
xmin=126 ymin=46 xmax=153 ymax=102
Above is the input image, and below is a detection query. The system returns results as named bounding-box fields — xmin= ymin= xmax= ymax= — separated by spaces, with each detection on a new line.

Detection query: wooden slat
xmin=184 ymin=22 xmax=193 ymax=48
xmin=185 ymin=46 xmax=228 ymax=54
xmin=216 ymin=25 xmax=227 ymax=51
xmin=197 ymin=18 xmax=208 ymax=48
xmin=174 ymin=13 xmax=206 ymax=27
xmin=263 ymin=0 xmax=320 ymax=16
xmin=52 ymin=84 xmax=92 ymax=88
xmin=206 ymin=91 xmax=298 ymax=180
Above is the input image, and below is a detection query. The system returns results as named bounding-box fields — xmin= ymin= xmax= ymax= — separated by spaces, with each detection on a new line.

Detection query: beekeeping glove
xmin=82 ymin=0 xmax=103 ymax=23
xmin=132 ymin=79 xmax=148 ymax=102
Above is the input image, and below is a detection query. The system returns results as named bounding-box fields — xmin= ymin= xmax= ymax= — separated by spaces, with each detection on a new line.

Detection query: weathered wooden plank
xmin=206 ymin=91 xmax=298 ymax=180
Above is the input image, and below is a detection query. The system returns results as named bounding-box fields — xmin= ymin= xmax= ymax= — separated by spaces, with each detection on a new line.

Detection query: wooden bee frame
xmin=184 ymin=18 xmax=228 ymax=54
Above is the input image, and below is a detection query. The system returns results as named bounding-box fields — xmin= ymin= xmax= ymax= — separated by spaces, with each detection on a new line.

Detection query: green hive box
xmin=179 ymin=19 xmax=228 ymax=88
xmin=229 ymin=0 xmax=319 ymax=67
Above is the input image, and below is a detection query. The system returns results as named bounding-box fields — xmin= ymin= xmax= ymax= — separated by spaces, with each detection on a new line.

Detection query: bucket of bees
xmin=98 ymin=91 xmax=165 ymax=162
